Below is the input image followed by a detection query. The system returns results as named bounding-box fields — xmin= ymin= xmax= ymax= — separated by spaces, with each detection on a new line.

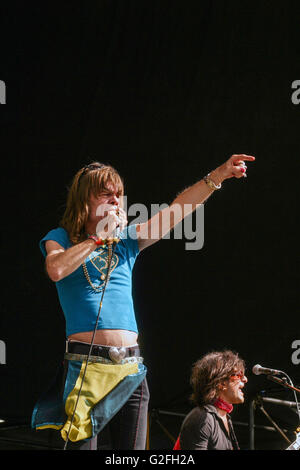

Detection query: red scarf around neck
xmin=173 ymin=399 xmax=234 ymax=450
xmin=213 ymin=397 xmax=233 ymax=413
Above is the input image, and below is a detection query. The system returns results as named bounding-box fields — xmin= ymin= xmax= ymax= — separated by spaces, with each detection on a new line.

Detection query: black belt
xmin=67 ymin=341 xmax=140 ymax=362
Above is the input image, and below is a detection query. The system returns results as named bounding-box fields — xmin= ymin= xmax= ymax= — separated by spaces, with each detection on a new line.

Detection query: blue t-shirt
xmin=39 ymin=225 xmax=140 ymax=337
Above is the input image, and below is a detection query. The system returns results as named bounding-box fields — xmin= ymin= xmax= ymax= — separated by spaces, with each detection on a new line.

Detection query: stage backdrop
xmin=0 ymin=1 xmax=299 ymax=443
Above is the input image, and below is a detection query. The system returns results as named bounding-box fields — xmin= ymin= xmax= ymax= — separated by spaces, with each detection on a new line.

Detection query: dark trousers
xmin=76 ymin=378 xmax=150 ymax=450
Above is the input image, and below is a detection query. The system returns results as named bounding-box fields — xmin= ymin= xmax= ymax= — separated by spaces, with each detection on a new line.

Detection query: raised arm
xmin=136 ymin=154 xmax=255 ymax=251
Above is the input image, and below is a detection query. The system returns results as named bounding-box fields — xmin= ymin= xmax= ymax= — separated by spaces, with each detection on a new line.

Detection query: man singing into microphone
xmin=174 ymin=350 xmax=248 ymax=450
xmin=32 ymin=155 xmax=254 ymax=450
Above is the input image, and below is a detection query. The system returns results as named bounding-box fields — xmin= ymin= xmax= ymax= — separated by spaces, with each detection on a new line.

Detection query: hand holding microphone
xmin=96 ymin=204 xmax=128 ymax=241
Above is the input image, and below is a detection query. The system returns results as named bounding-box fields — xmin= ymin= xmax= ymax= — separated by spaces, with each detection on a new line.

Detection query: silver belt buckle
xmin=108 ymin=346 xmax=126 ymax=363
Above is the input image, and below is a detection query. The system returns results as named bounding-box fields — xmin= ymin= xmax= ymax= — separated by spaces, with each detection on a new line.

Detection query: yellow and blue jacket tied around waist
xmin=31 ymin=354 xmax=147 ymax=442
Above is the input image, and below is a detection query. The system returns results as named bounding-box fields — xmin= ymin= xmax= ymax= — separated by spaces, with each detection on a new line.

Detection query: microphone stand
xmin=254 ymin=396 xmax=292 ymax=445
xmin=267 ymin=374 xmax=300 ymax=427
xmin=267 ymin=375 xmax=300 ymax=394
xmin=250 ymin=374 xmax=300 ymax=449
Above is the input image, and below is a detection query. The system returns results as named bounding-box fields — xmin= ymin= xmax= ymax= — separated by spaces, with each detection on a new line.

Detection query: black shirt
xmin=179 ymin=405 xmax=239 ymax=450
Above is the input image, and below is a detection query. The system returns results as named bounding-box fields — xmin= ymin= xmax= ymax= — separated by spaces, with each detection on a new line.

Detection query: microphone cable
xmin=63 ymin=238 xmax=119 ymax=450
xmin=280 ymin=372 xmax=300 ymax=425
xmin=267 ymin=373 xmax=300 ymax=424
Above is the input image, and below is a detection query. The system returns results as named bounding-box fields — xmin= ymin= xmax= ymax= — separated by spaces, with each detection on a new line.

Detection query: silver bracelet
xmin=203 ymin=173 xmax=222 ymax=190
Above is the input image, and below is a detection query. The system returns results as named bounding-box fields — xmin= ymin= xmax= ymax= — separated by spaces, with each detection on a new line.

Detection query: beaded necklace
xmin=82 ymin=242 xmax=113 ymax=293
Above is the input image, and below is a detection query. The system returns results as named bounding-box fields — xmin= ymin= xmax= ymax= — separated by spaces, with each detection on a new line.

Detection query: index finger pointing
xmin=231 ymin=154 xmax=255 ymax=162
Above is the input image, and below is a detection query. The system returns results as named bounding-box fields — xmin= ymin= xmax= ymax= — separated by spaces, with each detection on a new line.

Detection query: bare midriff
xmin=68 ymin=329 xmax=138 ymax=347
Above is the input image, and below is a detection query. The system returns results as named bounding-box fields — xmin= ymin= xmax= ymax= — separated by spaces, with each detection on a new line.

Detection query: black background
xmin=0 ymin=0 xmax=299 ymax=449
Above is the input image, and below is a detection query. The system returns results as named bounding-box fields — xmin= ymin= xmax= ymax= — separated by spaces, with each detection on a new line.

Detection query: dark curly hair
xmin=190 ymin=350 xmax=245 ymax=406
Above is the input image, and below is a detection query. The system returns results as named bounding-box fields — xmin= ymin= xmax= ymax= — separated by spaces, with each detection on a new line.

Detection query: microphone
xmin=113 ymin=209 xmax=122 ymax=241
xmin=113 ymin=225 xmax=121 ymax=239
xmin=252 ymin=364 xmax=283 ymax=376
